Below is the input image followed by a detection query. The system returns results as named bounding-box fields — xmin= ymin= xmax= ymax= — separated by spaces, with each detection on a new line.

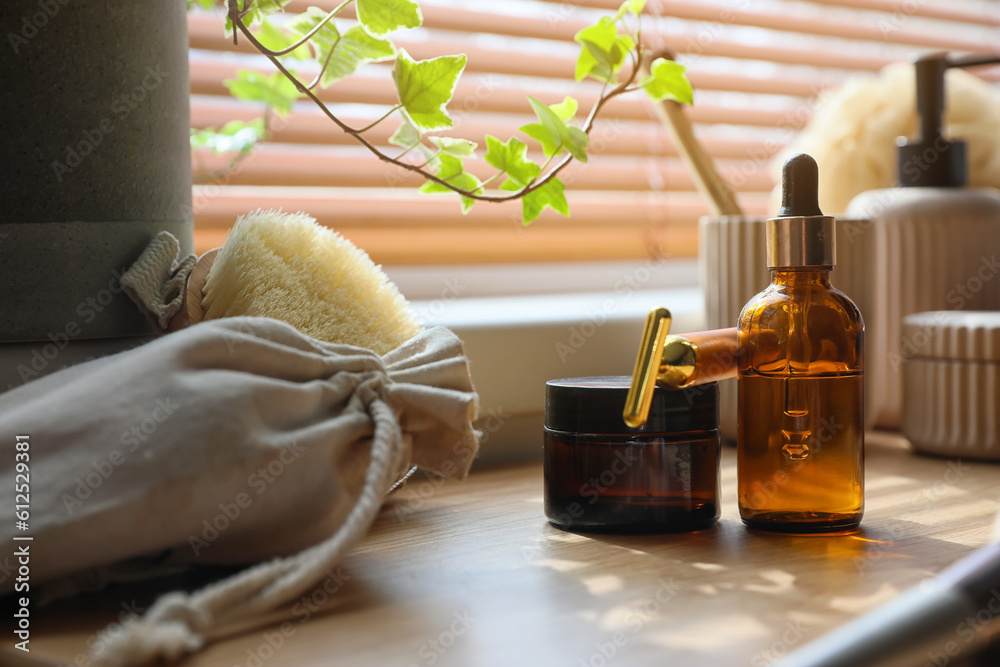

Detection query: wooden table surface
xmin=21 ymin=433 xmax=1000 ymax=667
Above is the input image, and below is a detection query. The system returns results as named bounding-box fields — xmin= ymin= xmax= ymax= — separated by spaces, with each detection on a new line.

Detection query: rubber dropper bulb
xmin=777 ymin=153 xmax=823 ymax=217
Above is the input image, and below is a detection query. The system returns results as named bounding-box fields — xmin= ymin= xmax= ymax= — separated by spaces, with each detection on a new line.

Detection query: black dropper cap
xmin=768 ymin=153 xmax=834 ymax=268
xmin=778 ymin=153 xmax=824 ymax=217
xmin=896 ymin=53 xmax=966 ymax=188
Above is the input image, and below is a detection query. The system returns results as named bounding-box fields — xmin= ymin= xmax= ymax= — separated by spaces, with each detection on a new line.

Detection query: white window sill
xmin=390 ymin=260 xmax=706 ymax=468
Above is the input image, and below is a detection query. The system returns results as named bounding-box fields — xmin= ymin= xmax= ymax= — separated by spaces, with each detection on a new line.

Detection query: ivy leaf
xmin=388 ymin=117 xmax=422 ymax=147
xmin=288 ymin=9 xmax=395 ymax=86
xmin=253 ymin=17 xmax=310 ymax=60
xmin=520 ymin=97 xmax=589 ymax=162
xmin=574 ymin=18 xmax=633 ymax=83
xmin=429 ymin=136 xmax=477 ymax=157
xmin=642 ymin=58 xmax=694 ymax=105
xmin=190 ymin=128 xmax=214 ymax=150
xmin=356 ymin=0 xmax=422 ymax=36
xmin=388 ymin=120 xmax=437 ymax=166
xmin=574 ymin=45 xmax=602 ymax=83
xmin=229 ymin=0 xmax=293 ymax=30
xmin=524 ymin=178 xmax=570 ymax=223
xmin=190 ymin=128 xmax=213 ymax=150
xmin=323 ymin=25 xmax=395 ymax=85
xmin=483 ymin=135 xmax=540 ymax=187
xmin=256 ymin=0 xmax=293 ymax=14
xmin=420 ymin=154 xmax=482 ymax=213
xmin=549 ymin=96 xmax=578 ymax=123
xmin=420 ymin=155 xmax=472 ymax=193
xmin=576 ymin=17 xmax=618 ymax=52
xmin=617 ymin=0 xmax=646 ymax=18
xmin=288 ymin=7 xmax=339 ymax=58
xmin=617 ymin=34 xmax=636 ymax=57
xmin=504 ymin=178 xmax=569 ymax=225
xmin=393 ymin=50 xmax=467 ymax=132
xmin=564 ymin=126 xmax=589 ymax=163
xmin=225 ymin=70 xmax=299 ymax=116
xmin=573 ymin=17 xmax=616 ymax=82
xmin=520 ymin=124 xmax=559 ymax=158
xmin=191 ymin=119 xmax=266 ymax=153
xmin=521 ymin=97 xmax=566 ymax=157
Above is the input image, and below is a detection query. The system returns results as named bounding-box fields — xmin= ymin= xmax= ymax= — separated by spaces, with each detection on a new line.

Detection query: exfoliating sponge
xmin=201 ymin=209 xmax=421 ymax=355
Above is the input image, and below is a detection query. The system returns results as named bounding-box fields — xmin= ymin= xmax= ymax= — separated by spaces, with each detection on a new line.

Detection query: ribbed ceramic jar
xmin=846 ymin=188 xmax=1000 ymax=429
xmin=902 ymin=311 xmax=1000 ymax=460
xmin=699 ymin=216 xmax=767 ymax=442
xmin=699 ymin=215 xmax=876 ymax=442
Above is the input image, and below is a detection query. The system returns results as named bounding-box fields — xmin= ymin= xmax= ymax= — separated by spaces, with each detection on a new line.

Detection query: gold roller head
xmin=623 ymin=307 xmax=672 ymax=428
xmin=659 ymin=334 xmax=700 ymax=388
xmin=624 ymin=307 xmax=740 ymax=428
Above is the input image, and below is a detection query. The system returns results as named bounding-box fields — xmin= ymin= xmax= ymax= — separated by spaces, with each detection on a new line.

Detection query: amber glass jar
xmin=544 ymin=376 xmax=720 ymax=533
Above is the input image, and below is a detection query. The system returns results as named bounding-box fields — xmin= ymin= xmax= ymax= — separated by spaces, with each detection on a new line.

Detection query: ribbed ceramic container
xmin=699 ymin=216 xmax=766 ymax=442
xmin=699 ymin=215 xmax=876 ymax=442
xmin=902 ymin=311 xmax=1000 ymax=460
xmin=846 ymin=188 xmax=1000 ymax=429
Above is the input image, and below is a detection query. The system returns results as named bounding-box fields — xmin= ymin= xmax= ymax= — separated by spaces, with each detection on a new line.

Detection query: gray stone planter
xmin=0 ymin=2 xmax=192 ymax=390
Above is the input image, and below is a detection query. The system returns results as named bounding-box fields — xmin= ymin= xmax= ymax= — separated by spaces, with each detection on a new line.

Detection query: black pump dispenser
xmin=897 ymin=53 xmax=1000 ymax=188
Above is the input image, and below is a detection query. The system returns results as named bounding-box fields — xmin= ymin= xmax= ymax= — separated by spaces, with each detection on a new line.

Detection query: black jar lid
xmin=545 ymin=375 xmax=718 ymax=435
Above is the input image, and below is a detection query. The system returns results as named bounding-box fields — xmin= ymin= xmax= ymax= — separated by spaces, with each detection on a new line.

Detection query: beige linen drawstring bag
xmin=0 ymin=316 xmax=479 ymax=665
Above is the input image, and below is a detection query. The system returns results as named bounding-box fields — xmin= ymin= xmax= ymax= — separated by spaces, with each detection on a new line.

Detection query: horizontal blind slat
xmin=189 ymin=57 xmax=824 ymax=117
xmin=190 ymin=103 xmax=788 ymax=161
xmin=651 ymin=0 xmax=999 ymax=53
xmin=801 ymin=0 xmax=1000 ymax=26
xmin=188 ymin=13 xmax=897 ymax=75
xmin=190 ymin=187 xmax=770 ymax=228
xmin=521 ymin=0 xmax=1000 ymax=26
xmin=190 ymin=99 xmax=804 ymax=137
xmin=279 ymin=0 xmax=1000 ymax=52
xmin=192 ymin=145 xmax=775 ymax=191
xmin=194 ymin=224 xmax=699 ymax=264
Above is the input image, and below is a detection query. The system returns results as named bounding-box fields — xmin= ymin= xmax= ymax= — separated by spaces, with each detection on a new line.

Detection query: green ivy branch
xmin=191 ymin=0 xmax=693 ymax=224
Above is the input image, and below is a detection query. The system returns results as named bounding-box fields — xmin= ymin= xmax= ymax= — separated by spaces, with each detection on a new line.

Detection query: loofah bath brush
xmin=188 ymin=209 xmax=421 ymax=354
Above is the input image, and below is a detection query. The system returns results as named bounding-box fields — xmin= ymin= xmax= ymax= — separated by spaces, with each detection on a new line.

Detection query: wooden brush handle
xmin=659 ymin=327 xmax=739 ymax=388
xmin=168 ymin=248 xmax=218 ymax=331
xmin=640 ymin=58 xmax=743 ymax=217
xmin=677 ymin=327 xmax=739 ymax=384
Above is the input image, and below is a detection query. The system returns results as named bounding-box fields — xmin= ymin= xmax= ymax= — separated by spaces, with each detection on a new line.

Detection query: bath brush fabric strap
xmin=121 ymin=231 xmax=196 ymax=329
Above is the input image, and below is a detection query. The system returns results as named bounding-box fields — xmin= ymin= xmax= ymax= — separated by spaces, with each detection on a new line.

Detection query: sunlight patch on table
xmin=828 ymin=582 xmax=899 ymax=614
xmin=650 ymin=613 xmax=770 ymax=649
xmin=581 ymin=574 xmax=625 ymax=596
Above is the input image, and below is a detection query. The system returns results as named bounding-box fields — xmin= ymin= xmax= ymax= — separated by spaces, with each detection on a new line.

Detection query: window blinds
xmin=188 ymin=0 xmax=999 ymax=264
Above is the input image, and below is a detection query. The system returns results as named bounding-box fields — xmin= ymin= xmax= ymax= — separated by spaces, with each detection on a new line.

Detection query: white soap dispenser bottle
xmin=845 ymin=53 xmax=1000 ymax=429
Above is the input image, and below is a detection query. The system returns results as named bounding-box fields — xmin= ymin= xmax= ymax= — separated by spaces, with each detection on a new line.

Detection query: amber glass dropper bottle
xmin=737 ymin=153 xmax=865 ymax=534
